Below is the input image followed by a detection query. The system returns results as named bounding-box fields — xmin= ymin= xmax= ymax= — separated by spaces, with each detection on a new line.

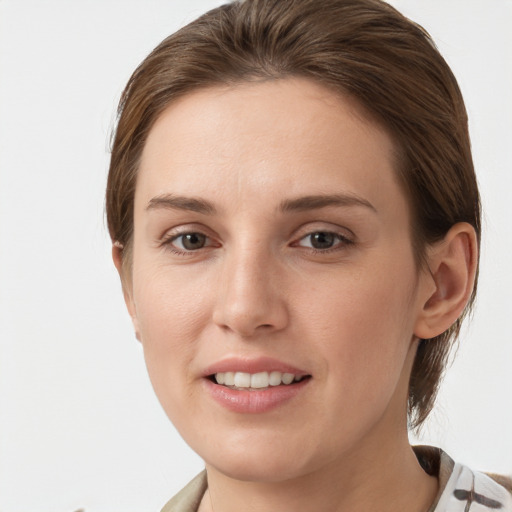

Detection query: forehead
xmin=136 ymin=78 xmax=407 ymax=220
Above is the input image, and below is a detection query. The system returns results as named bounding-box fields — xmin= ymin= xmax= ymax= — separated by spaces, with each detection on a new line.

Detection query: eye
xmin=169 ymin=232 xmax=209 ymax=251
xmin=296 ymin=231 xmax=351 ymax=250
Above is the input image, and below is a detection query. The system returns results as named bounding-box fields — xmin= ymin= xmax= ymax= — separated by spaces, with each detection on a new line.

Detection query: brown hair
xmin=106 ymin=0 xmax=481 ymax=429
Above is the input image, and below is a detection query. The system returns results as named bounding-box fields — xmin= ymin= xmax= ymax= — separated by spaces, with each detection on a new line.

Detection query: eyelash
xmin=160 ymin=229 xmax=354 ymax=256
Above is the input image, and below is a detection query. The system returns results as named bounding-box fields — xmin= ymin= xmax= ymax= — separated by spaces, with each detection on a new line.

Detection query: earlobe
xmin=112 ymin=242 xmax=124 ymax=275
xmin=414 ymin=223 xmax=478 ymax=340
xmin=112 ymin=244 xmax=141 ymax=342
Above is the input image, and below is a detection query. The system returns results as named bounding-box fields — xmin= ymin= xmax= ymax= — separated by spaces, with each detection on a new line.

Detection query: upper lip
xmin=202 ymin=356 xmax=309 ymax=377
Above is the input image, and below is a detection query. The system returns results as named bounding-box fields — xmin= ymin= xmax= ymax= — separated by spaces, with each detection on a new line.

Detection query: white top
xmin=432 ymin=461 xmax=512 ymax=511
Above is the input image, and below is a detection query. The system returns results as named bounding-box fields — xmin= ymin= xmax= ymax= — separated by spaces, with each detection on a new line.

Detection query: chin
xmin=206 ymin=454 xmax=312 ymax=483
xmin=196 ymin=433 xmax=327 ymax=484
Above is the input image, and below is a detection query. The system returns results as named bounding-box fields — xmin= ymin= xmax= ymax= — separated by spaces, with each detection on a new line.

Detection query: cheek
xmin=134 ymin=264 xmax=212 ymax=342
xmin=132 ymin=268 xmax=213 ymax=406
xmin=302 ymin=254 xmax=418 ymax=393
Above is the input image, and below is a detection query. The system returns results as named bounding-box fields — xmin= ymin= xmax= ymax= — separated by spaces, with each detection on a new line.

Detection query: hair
xmin=106 ymin=0 xmax=481 ymax=429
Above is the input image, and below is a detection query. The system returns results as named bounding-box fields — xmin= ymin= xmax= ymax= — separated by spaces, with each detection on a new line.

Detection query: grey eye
xmin=304 ymin=232 xmax=336 ymax=249
xmin=174 ymin=233 xmax=207 ymax=250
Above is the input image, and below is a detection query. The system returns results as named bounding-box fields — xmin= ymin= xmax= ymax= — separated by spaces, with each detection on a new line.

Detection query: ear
xmin=414 ymin=223 xmax=478 ymax=339
xmin=112 ymin=243 xmax=141 ymax=342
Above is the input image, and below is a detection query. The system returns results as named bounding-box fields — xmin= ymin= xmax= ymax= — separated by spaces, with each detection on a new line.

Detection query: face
xmin=124 ymin=78 xmax=432 ymax=482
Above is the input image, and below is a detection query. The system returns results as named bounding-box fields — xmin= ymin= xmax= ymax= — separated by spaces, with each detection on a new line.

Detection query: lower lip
xmin=203 ymin=378 xmax=310 ymax=413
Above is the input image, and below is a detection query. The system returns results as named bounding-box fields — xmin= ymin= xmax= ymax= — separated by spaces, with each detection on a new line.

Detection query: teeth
xmin=282 ymin=373 xmax=294 ymax=385
xmin=234 ymin=372 xmax=251 ymax=388
xmin=269 ymin=371 xmax=282 ymax=386
xmin=214 ymin=371 xmax=304 ymax=389
xmin=251 ymin=372 xmax=269 ymax=389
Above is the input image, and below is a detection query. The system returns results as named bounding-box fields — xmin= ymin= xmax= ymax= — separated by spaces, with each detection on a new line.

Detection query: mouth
xmin=202 ymin=357 xmax=311 ymax=412
xmin=208 ymin=371 xmax=311 ymax=390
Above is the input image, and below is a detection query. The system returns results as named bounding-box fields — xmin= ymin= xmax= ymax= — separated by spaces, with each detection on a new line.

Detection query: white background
xmin=0 ymin=1 xmax=510 ymax=511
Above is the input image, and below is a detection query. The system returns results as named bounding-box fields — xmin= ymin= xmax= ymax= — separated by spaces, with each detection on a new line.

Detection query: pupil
xmin=311 ymin=232 xmax=335 ymax=249
xmin=183 ymin=233 xmax=206 ymax=250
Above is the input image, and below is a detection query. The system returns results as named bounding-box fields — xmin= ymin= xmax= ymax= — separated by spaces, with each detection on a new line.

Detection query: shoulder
xmin=160 ymin=471 xmax=207 ymax=512
xmin=414 ymin=446 xmax=512 ymax=511
xmin=486 ymin=472 xmax=512 ymax=493
xmin=438 ymin=459 xmax=512 ymax=511
xmin=446 ymin=466 xmax=512 ymax=511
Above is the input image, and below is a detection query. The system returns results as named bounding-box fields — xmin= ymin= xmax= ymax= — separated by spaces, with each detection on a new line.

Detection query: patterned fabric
xmin=429 ymin=460 xmax=512 ymax=511
xmin=160 ymin=447 xmax=512 ymax=512
xmin=415 ymin=446 xmax=512 ymax=512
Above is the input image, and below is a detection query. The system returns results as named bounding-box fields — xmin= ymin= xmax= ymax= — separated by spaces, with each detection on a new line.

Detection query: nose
xmin=212 ymin=244 xmax=289 ymax=338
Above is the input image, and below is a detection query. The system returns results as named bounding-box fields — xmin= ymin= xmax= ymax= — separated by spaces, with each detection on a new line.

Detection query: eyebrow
xmin=146 ymin=194 xmax=217 ymax=215
xmin=146 ymin=192 xmax=377 ymax=216
xmin=279 ymin=194 xmax=377 ymax=213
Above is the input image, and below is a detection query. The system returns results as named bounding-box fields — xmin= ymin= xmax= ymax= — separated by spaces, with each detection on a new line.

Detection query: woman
xmin=106 ymin=0 xmax=511 ymax=510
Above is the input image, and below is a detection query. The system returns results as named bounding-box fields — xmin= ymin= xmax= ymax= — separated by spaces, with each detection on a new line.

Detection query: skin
xmin=115 ymin=78 xmax=477 ymax=512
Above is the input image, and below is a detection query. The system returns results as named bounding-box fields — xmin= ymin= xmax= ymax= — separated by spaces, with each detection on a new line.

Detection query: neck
xmin=201 ymin=433 xmax=438 ymax=512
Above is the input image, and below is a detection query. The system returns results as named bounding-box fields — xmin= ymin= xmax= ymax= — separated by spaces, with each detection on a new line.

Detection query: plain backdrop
xmin=0 ymin=1 xmax=511 ymax=511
